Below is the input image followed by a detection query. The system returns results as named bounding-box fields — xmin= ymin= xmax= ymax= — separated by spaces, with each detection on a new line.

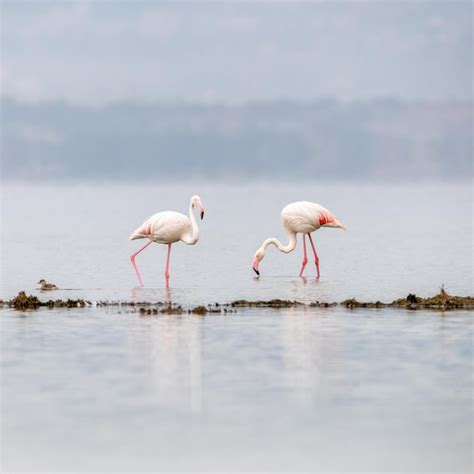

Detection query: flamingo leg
xmin=130 ymin=240 xmax=153 ymax=287
xmin=164 ymin=243 xmax=172 ymax=288
xmin=299 ymin=234 xmax=308 ymax=277
xmin=307 ymin=233 xmax=320 ymax=278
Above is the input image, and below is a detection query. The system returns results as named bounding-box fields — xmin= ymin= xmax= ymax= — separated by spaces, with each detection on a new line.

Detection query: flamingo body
xmin=253 ymin=201 xmax=345 ymax=277
xmin=129 ymin=195 xmax=204 ymax=287
xmin=281 ymin=201 xmax=344 ymax=235
xmin=130 ymin=211 xmax=197 ymax=245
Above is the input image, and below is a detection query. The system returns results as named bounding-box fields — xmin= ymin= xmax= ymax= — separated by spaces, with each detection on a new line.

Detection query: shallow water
xmin=1 ymin=181 xmax=473 ymax=471
xmin=1 ymin=181 xmax=472 ymax=303
xmin=1 ymin=306 xmax=472 ymax=472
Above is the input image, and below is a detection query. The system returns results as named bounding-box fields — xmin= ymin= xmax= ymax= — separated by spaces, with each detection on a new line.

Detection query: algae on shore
xmin=389 ymin=287 xmax=474 ymax=310
xmin=341 ymin=299 xmax=386 ymax=309
xmin=340 ymin=288 xmax=474 ymax=311
xmin=138 ymin=304 xmax=231 ymax=316
xmin=2 ymin=289 xmax=473 ymax=313
xmin=230 ymin=299 xmax=303 ymax=308
xmin=6 ymin=291 xmax=91 ymax=311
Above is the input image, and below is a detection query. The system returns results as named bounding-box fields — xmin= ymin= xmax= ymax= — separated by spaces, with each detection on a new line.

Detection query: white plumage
xmin=281 ymin=201 xmax=345 ymax=234
xmin=252 ymin=201 xmax=345 ymax=277
xmin=129 ymin=195 xmax=205 ymax=287
xmin=130 ymin=211 xmax=198 ymax=245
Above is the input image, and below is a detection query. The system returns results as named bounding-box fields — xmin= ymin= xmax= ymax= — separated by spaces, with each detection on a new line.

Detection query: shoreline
xmin=1 ymin=289 xmax=473 ymax=313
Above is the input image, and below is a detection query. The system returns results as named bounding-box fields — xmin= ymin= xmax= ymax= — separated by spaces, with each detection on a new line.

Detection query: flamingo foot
xmin=299 ymin=234 xmax=308 ymax=278
xmin=307 ymin=233 xmax=321 ymax=279
xmin=313 ymin=256 xmax=320 ymax=279
xmin=131 ymin=257 xmax=144 ymax=287
xmin=299 ymin=258 xmax=308 ymax=277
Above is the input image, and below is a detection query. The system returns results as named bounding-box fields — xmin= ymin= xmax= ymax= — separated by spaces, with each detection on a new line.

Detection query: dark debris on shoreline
xmin=4 ymin=291 xmax=92 ymax=311
xmin=1 ymin=288 xmax=473 ymax=314
xmin=230 ymin=299 xmax=303 ymax=308
xmin=341 ymin=288 xmax=474 ymax=311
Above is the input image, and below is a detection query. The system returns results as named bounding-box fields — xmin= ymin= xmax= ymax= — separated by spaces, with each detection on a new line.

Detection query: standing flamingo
xmin=129 ymin=195 xmax=205 ymax=287
xmin=251 ymin=201 xmax=345 ymax=278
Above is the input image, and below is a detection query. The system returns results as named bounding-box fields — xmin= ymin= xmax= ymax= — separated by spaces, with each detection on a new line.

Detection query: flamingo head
xmin=252 ymin=248 xmax=265 ymax=276
xmin=191 ymin=195 xmax=205 ymax=220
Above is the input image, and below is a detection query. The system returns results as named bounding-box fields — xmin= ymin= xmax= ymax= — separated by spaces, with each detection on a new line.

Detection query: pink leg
xmin=130 ymin=240 xmax=153 ymax=287
xmin=308 ymin=233 xmax=320 ymax=278
xmin=299 ymin=234 xmax=308 ymax=277
xmin=164 ymin=243 xmax=172 ymax=288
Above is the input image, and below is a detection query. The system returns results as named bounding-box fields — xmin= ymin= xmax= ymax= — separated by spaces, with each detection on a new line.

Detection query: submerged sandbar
xmin=1 ymin=289 xmax=473 ymax=313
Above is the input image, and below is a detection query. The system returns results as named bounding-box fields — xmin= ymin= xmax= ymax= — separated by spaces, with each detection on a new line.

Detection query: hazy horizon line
xmin=1 ymin=94 xmax=472 ymax=109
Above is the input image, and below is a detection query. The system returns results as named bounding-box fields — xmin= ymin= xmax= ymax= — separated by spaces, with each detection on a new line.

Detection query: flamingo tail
xmin=319 ymin=211 xmax=346 ymax=230
xmin=328 ymin=217 xmax=346 ymax=230
xmin=129 ymin=222 xmax=153 ymax=240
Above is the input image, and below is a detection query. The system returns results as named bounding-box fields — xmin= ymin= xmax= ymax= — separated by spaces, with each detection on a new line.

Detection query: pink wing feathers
xmin=129 ymin=219 xmax=153 ymax=240
xmin=317 ymin=207 xmax=346 ymax=229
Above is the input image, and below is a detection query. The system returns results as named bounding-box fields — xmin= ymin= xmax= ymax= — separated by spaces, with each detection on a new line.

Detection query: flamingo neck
xmin=183 ymin=200 xmax=199 ymax=245
xmin=262 ymin=231 xmax=297 ymax=254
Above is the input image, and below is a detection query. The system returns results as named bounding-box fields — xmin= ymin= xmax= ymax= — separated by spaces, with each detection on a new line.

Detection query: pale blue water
xmin=1 ymin=182 xmax=473 ymax=472
xmin=1 ymin=181 xmax=472 ymax=302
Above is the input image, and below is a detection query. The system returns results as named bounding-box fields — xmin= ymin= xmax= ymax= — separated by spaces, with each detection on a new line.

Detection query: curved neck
xmin=262 ymin=231 xmax=297 ymax=254
xmin=183 ymin=200 xmax=199 ymax=245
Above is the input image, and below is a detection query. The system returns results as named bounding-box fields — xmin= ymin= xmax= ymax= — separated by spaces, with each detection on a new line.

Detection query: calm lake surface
xmin=1 ymin=181 xmax=473 ymax=472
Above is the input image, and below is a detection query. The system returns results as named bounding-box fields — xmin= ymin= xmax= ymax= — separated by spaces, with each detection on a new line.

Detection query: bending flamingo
xmin=252 ymin=201 xmax=345 ymax=278
xmin=129 ymin=195 xmax=205 ymax=287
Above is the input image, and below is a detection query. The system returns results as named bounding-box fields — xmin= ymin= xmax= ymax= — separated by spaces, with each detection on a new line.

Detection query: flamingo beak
xmin=195 ymin=202 xmax=204 ymax=220
xmin=252 ymin=258 xmax=260 ymax=276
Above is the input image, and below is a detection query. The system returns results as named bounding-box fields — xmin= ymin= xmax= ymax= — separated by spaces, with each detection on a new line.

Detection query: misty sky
xmin=1 ymin=1 xmax=472 ymax=105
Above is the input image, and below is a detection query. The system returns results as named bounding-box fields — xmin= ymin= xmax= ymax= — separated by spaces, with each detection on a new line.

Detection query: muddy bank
xmin=1 ymin=292 xmax=234 ymax=315
xmin=227 ymin=289 xmax=474 ymax=311
xmin=5 ymin=291 xmax=91 ymax=311
xmin=341 ymin=288 xmax=474 ymax=311
xmin=230 ymin=299 xmax=303 ymax=308
xmin=1 ymin=289 xmax=473 ymax=313
xmin=138 ymin=304 xmax=232 ymax=316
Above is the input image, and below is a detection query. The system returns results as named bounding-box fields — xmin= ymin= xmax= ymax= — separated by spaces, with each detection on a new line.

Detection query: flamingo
xmin=251 ymin=201 xmax=345 ymax=278
xmin=129 ymin=195 xmax=205 ymax=287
